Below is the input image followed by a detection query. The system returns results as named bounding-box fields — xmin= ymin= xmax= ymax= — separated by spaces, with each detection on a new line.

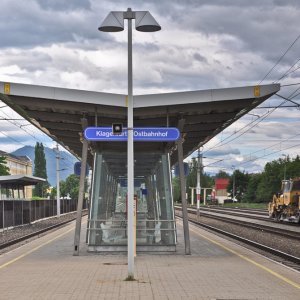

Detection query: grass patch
xmin=222 ymin=202 xmax=268 ymax=209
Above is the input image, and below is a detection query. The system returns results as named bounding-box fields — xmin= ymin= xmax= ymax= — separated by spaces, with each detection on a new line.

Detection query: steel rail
xmin=195 ymin=206 xmax=300 ymax=226
xmin=179 ymin=205 xmax=269 ymax=221
xmin=196 ymin=206 xmax=269 ymax=220
xmin=203 ymin=206 xmax=268 ymax=216
xmin=176 ymin=214 xmax=300 ymax=266
xmin=174 ymin=206 xmax=300 ymax=240
xmin=0 ymin=211 xmax=88 ymax=250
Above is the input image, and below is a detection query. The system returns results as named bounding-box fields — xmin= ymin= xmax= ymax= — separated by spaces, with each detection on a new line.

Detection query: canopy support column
xmin=73 ymin=118 xmax=88 ymax=256
xmin=176 ymin=118 xmax=191 ymax=255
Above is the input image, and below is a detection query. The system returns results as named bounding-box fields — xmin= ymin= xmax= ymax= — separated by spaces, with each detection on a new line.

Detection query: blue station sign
xmin=84 ymin=127 xmax=180 ymax=142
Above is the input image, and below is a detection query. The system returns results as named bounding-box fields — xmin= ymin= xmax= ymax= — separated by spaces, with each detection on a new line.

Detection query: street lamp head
xmin=98 ymin=12 xmax=124 ymax=32
xmin=135 ymin=11 xmax=161 ymax=32
xmin=99 ymin=10 xmax=161 ymax=33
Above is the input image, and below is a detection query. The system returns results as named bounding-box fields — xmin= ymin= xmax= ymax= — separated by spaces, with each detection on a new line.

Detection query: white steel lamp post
xmin=99 ymin=8 xmax=161 ymax=279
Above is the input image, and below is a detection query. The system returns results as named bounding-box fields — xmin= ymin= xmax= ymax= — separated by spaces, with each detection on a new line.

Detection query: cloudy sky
xmin=0 ymin=0 xmax=299 ymax=174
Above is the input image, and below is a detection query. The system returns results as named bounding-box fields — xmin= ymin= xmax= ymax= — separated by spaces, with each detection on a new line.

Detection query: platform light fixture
xmin=112 ymin=123 xmax=123 ymax=135
xmin=99 ymin=8 xmax=161 ymax=280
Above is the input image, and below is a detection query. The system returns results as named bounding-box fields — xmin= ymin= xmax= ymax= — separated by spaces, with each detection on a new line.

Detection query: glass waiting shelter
xmin=87 ymin=150 xmax=176 ymax=252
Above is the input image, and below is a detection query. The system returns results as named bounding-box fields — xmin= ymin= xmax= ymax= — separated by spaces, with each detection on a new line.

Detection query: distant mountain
xmin=11 ymin=145 xmax=79 ymax=186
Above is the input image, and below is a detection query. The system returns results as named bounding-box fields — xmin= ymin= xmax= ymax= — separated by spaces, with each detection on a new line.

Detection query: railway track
xmin=175 ymin=207 xmax=300 ymax=271
xmin=175 ymin=206 xmax=300 ymax=240
xmin=176 ymin=205 xmax=300 ymax=227
xmin=201 ymin=205 xmax=268 ymax=216
xmin=185 ymin=205 xmax=269 ymax=221
xmin=0 ymin=211 xmax=87 ymax=251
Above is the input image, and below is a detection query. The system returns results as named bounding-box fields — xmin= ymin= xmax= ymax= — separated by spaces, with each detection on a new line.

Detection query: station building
xmin=214 ymin=178 xmax=230 ymax=204
xmin=0 ymin=150 xmax=33 ymax=199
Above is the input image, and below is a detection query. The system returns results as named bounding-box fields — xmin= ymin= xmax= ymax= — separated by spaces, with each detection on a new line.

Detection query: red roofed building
xmin=214 ymin=178 xmax=230 ymax=204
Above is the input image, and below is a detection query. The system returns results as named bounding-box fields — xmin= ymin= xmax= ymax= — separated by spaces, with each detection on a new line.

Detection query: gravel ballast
xmin=0 ymin=212 xmax=81 ymax=250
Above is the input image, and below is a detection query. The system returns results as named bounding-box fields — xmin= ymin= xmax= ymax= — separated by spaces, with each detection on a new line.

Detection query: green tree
xmin=227 ymin=170 xmax=250 ymax=201
xmin=243 ymin=173 xmax=262 ymax=203
xmin=172 ymin=176 xmax=181 ymax=203
xmin=202 ymin=173 xmax=214 ymax=190
xmin=65 ymin=174 xmax=80 ymax=200
xmin=185 ymin=159 xmax=214 ymax=203
xmin=215 ymin=170 xmax=230 ymax=179
xmin=186 ymin=160 xmax=197 ymax=202
xmin=285 ymin=155 xmax=300 ymax=179
xmin=60 ymin=180 xmax=67 ymax=198
xmin=33 ymin=142 xmax=49 ymax=197
xmin=0 ymin=156 xmax=10 ymax=175
xmin=256 ymin=160 xmax=283 ymax=203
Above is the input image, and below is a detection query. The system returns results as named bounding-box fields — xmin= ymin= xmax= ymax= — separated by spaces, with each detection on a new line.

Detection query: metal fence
xmin=0 ymin=199 xmax=86 ymax=230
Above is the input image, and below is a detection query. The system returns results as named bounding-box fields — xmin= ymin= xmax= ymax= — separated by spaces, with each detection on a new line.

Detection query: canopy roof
xmin=0 ymin=175 xmax=46 ymax=187
xmin=0 ymin=82 xmax=279 ymax=176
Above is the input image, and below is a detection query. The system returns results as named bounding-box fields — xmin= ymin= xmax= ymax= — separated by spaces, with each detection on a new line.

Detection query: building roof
xmin=0 ymin=150 xmax=31 ymax=163
xmin=0 ymin=81 xmax=280 ymax=177
xmin=0 ymin=175 xmax=45 ymax=187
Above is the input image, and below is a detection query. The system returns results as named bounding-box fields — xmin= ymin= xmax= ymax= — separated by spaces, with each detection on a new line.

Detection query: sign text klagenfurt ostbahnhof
xmin=84 ymin=127 xmax=180 ymax=142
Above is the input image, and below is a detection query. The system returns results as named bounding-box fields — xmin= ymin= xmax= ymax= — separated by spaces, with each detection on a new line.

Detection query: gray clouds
xmin=1 ymin=0 xmax=299 ymax=93
xmin=0 ymin=0 xmax=299 ymax=170
xmin=1 ymin=0 xmax=299 ymax=87
xmin=0 ymin=0 xmax=111 ymax=49
xmin=37 ymin=0 xmax=91 ymax=11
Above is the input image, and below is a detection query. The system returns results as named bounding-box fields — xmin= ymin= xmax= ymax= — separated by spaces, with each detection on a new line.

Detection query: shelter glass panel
xmin=87 ymin=150 xmax=176 ymax=251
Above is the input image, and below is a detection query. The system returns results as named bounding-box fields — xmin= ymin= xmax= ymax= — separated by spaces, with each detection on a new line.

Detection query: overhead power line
xmin=281 ymin=82 xmax=300 ymax=87
xmin=259 ymin=33 xmax=300 ymax=84
xmin=0 ymin=109 xmax=38 ymax=140
xmin=276 ymin=58 xmax=300 ymax=82
xmin=239 ymin=132 xmax=300 ymax=163
xmin=0 ymin=130 xmax=28 ymax=146
xmin=203 ymin=99 xmax=288 ymax=154
xmin=276 ymin=93 xmax=300 ymax=107
xmin=236 ymin=142 xmax=300 ymax=169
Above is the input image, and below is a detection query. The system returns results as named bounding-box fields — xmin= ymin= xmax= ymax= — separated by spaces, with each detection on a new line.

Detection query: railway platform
xmin=0 ymin=217 xmax=299 ymax=299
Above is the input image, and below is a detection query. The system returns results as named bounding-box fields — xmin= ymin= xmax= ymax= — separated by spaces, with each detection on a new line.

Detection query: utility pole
xmin=55 ymin=144 xmax=60 ymax=217
xmin=282 ymin=154 xmax=287 ymax=180
xmin=203 ymin=188 xmax=212 ymax=206
xmin=196 ymin=149 xmax=202 ymax=220
xmin=232 ymin=165 xmax=235 ymax=201
xmin=189 ymin=187 xmax=195 ymax=205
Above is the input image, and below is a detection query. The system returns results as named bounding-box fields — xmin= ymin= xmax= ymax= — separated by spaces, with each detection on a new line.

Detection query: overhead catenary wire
xmin=214 ymin=133 xmax=300 ymax=171
xmin=0 ymin=107 xmax=78 ymax=164
xmin=203 ymin=99 xmax=288 ymax=154
xmin=281 ymin=82 xmax=300 ymax=87
xmin=290 ymin=91 xmax=300 ymax=101
xmin=235 ymin=142 xmax=300 ymax=169
xmin=276 ymin=93 xmax=300 ymax=107
xmin=214 ymin=140 xmax=300 ymax=173
xmin=287 ymin=86 xmax=300 ymax=99
xmin=258 ymin=33 xmax=300 ymax=84
xmin=0 ymin=130 xmax=28 ymax=147
xmin=202 ymin=86 xmax=300 ymax=173
xmin=204 ymin=82 xmax=300 ymax=156
xmin=0 ymin=109 xmax=38 ymax=140
xmin=210 ymin=123 xmax=300 ymax=171
xmin=203 ymin=110 xmax=273 ymax=153
xmin=239 ymin=132 xmax=300 ymax=163
xmin=276 ymin=58 xmax=300 ymax=82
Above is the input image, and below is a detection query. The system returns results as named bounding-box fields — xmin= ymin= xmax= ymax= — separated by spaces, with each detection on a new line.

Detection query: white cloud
xmin=0 ymin=0 xmax=299 ymax=169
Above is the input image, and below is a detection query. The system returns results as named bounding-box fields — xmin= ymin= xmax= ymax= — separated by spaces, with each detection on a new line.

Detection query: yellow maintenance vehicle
xmin=268 ymin=178 xmax=300 ymax=223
